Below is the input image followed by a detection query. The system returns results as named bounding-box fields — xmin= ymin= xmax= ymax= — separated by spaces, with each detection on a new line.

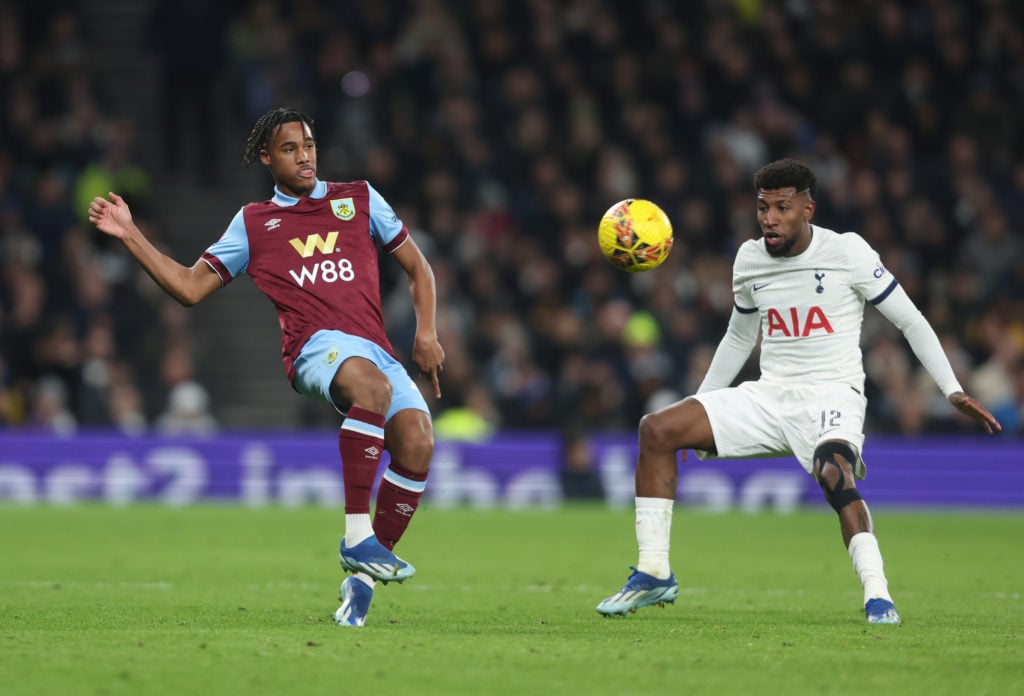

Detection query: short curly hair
xmin=753 ymin=159 xmax=817 ymax=199
xmin=241 ymin=108 xmax=316 ymax=167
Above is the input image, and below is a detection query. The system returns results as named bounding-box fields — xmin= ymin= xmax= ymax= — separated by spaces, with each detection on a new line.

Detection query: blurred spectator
xmin=107 ymin=374 xmax=148 ymax=436
xmin=0 ymin=3 xmax=208 ymax=433
xmin=155 ymin=381 xmax=217 ymax=436
xmin=559 ymin=427 xmax=606 ymax=502
xmin=28 ymin=375 xmax=76 ymax=434
xmin=3 ymin=0 xmax=1023 ymax=438
xmin=0 ymin=352 xmax=23 ymax=425
xmin=433 ymin=384 xmax=500 ymax=442
xmin=72 ymin=120 xmax=152 ymax=225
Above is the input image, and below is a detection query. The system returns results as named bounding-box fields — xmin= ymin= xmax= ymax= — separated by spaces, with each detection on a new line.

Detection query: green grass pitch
xmin=0 ymin=504 xmax=1021 ymax=695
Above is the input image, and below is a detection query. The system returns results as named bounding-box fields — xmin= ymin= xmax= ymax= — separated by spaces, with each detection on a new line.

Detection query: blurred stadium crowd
xmin=1 ymin=0 xmax=1022 ymax=438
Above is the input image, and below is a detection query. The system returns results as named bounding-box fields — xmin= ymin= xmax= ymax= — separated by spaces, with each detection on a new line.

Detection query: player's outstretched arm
xmin=88 ymin=192 xmax=223 ymax=307
xmin=392 ymin=237 xmax=445 ymax=398
xmin=873 ymin=285 xmax=1002 ymax=435
xmin=948 ymin=392 xmax=1002 ymax=435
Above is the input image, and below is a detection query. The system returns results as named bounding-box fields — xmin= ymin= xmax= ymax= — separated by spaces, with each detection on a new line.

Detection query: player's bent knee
xmin=401 ymin=431 xmax=434 ymax=466
xmin=813 ymin=440 xmax=862 ymax=513
xmin=639 ymin=400 xmax=711 ymax=454
xmin=638 ymin=411 xmax=675 ymax=452
xmin=813 ymin=441 xmax=857 ymax=479
xmin=387 ymin=416 xmax=435 ymax=470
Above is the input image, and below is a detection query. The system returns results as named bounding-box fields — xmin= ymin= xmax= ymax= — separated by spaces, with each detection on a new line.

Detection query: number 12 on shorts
xmin=820 ymin=409 xmax=841 ymax=430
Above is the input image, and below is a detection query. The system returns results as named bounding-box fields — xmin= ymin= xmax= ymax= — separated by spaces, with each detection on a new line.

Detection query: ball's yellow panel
xmin=598 ymin=199 xmax=673 ymax=272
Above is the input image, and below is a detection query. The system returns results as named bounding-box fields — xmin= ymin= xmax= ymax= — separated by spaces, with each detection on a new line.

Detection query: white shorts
xmin=692 ymin=380 xmax=868 ymax=479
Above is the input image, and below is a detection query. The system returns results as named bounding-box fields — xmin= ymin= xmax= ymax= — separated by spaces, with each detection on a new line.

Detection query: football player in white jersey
xmin=596 ymin=158 xmax=1001 ymax=624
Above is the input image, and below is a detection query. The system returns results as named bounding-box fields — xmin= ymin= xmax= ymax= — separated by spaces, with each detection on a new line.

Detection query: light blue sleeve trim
xmin=205 ymin=209 xmax=250 ymax=276
xmin=365 ymin=182 xmax=405 ymax=245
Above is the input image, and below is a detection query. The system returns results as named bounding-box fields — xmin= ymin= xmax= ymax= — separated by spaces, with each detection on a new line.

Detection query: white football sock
xmin=848 ymin=532 xmax=892 ymax=603
xmin=635 ymin=496 xmax=674 ymax=579
xmin=344 ymin=513 xmax=374 ymax=547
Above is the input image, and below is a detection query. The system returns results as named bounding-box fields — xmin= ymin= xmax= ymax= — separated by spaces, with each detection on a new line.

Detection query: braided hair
xmin=241 ymin=108 xmax=316 ymax=168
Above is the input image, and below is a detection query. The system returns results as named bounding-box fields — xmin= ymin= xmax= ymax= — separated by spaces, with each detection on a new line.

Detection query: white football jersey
xmin=732 ymin=225 xmax=897 ymax=391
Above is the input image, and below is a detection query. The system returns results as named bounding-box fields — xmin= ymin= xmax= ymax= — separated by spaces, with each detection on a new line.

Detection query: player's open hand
xmin=949 ymin=392 xmax=1002 ymax=434
xmin=88 ymin=192 xmax=134 ymax=239
xmin=413 ymin=335 xmax=445 ymax=399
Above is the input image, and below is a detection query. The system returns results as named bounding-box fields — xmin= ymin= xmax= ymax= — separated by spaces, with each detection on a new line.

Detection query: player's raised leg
xmin=597 ymin=398 xmax=714 ymax=616
xmin=334 ymin=359 xmax=430 ymax=626
xmin=332 ymin=358 xmax=415 ymax=584
xmin=374 ymin=409 xmax=433 ymax=550
xmin=813 ymin=440 xmax=900 ymax=624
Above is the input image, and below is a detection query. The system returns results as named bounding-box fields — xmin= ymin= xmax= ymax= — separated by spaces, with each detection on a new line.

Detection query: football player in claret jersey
xmin=596 ymin=158 xmax=1001 ymax=624
xmin=88 ymin=108 xmax=445 ymax=627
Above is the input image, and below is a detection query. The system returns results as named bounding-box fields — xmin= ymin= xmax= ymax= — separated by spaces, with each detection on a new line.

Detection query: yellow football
xmin=598 ymin=199 xmax=673 ymax=272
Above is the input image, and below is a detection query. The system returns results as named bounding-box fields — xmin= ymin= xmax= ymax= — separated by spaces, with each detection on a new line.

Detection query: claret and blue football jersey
xmin=201 ymin=179 xmax=409 ymax=382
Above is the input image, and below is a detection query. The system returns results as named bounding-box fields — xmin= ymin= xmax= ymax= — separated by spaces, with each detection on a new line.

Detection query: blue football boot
xmin=865 ymin=598 xmax=901 ymax=624
xmin=334 ymin=576 xmax=373 ymax=627
xmin=339 ymin=536 xmax=415 ymax=584
xmin=597 ymin=567 xmax=679 ymax=616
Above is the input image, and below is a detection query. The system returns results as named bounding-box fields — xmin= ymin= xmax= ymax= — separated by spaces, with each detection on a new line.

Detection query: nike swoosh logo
xmin=752 ymin=282 xmax=772 ymax=292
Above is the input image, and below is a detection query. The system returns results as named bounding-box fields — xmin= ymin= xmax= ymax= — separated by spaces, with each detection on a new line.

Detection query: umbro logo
xmin=364 ymin=446 xmax=380 ymax=458
xmin=395 ymin=503 xmax=414 ymax=517
xmin=752 ymin=282 xmax=772 ymax=292
xmin=265 ymin=218 xmax=282 ymax=231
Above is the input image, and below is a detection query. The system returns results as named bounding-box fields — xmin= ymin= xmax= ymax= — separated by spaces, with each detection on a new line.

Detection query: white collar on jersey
xmin=272 ymin=179 xmax=327 ymax=206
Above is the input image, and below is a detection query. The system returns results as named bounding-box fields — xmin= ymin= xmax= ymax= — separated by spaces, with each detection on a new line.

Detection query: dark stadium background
xmin=2 ymin=0 xmax=1022 ymax=443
